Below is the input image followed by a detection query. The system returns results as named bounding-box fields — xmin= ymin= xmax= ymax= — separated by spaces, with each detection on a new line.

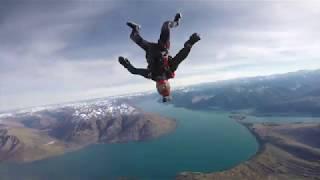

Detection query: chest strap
xmin=163 ymin=54 xmax=175 ymax=79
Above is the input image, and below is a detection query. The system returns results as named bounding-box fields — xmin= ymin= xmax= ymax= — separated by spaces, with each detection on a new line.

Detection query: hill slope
xmin=0 ymin=99 xmax=176 ymax=162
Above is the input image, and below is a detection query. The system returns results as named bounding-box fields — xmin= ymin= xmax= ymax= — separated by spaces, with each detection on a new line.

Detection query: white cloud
xmin=1 ymin=0 xmax=320 ymax=111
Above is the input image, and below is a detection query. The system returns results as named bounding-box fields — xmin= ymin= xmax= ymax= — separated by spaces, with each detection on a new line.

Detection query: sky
xmin=1 ymin=0 xmax=320 ymax=111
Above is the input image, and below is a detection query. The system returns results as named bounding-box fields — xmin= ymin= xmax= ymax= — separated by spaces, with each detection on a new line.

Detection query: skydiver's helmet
xmin=156 ymin=80 xmax=172 ymax=102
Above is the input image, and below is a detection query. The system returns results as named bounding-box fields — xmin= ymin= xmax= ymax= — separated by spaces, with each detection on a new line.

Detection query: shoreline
xmin=0 ymin=112 xmax=177 ymax=163
xmin=177 ymin=117 xmax=320 ymax=179
xmin=233 ymin=121 xmax=265 ymax=161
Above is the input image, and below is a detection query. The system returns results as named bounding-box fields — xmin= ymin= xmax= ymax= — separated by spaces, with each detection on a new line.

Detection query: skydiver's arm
xmin=126 ymin=66 xmax=151 ymax=79
xmin=169 ymin=46 xmax=191 ymax=72
xmin=119 ymin=56 xmax=151 ymax=79
xmin=169 ymin=33 xmax=200 ymax=72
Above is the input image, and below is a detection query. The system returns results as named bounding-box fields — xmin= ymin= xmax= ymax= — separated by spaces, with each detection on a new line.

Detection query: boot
xmin=184 ymin=33 xmax=201 ymax=48
xmin=169 ymin=13 xmax=182 ymax=27
xmin=174 ymin=13 xmax=182 ymax=23
xmin=118 ymin=56 xmax=132 ymax=69
xmin=126 ymin=21 xmax=140 ymax=32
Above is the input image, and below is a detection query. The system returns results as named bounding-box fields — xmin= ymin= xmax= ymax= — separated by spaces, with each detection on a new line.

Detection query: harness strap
xmin=163 ymin=54 xmax=175 ymax=79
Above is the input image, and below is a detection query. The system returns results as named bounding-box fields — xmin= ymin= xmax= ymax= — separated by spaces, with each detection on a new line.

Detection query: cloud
xmin=174 ymin=1 xmax=320 ymax=77
xmin=1 ymin=0 xmax=320 ymax=111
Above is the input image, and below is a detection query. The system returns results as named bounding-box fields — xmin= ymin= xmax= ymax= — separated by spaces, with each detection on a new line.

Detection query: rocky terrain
xmin=0 ymin=126 xmax=21 ymax=161
xmin=0 ymin=99 xmax=176 ymax=162
xmin=177 ymin=121 xmax=320 ymax=180
xmin=170 ymin=70 xmax=320 ymax=179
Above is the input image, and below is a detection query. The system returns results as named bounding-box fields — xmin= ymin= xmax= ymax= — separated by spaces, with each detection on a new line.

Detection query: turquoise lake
xmin=0 ymin=99 xmax=258 ymax=180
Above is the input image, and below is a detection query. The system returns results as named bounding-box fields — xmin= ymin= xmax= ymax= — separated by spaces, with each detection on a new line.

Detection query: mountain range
xmin=169 ymin=70 xmax=320 ymax=116
xmin=0 ymin=99 xmax=176 ymax=162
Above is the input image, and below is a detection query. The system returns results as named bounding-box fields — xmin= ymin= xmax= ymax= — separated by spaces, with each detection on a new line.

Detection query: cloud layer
xmin=1 ymin=0 xmax=320 ymax=111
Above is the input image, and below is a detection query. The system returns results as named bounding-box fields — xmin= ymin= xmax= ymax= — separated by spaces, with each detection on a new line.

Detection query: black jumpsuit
xmin=126 ymin=20 xmax=192 ymax=81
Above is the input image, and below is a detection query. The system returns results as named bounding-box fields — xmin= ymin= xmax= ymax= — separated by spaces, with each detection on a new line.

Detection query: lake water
xmin=0 ymin=99 xmax=258 ymax=180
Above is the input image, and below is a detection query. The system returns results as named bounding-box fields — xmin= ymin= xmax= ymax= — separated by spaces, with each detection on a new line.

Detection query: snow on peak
xmin=0 ymin=113 xmax=13 ymax=118
xmin=70 ymin=100 xmax=138 ymax=121
xmin=3 ymin=98 xmax=139 ymax=122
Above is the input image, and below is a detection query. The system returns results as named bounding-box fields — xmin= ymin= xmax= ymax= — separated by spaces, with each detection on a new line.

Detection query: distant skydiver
xmin=119 ymin=13 xmax=200 ymax=102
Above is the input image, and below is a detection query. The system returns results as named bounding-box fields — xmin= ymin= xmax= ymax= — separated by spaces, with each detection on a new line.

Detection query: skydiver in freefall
xmin=119 ymin=13 xmax=201 ymax=102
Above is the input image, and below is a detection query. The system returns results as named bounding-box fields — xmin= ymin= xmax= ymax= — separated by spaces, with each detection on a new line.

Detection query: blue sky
xmin=1 ymin=0 xmax=320 ymax=111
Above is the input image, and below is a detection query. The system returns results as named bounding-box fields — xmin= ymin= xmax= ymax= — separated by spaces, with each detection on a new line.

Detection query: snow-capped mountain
xmin=0 ymin=98 xmax=138 ymax=120
xmin=171 ymin=69 xmax=320 ymax=116
xmin=0 ymin=98 xmax=176 ymax=162
xmin=71 ymin=101 xmax=137 ymax=121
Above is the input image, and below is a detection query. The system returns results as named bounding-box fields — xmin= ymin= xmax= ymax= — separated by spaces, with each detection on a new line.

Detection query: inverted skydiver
xmin=119 ymin=13 xmax=200 ymax=102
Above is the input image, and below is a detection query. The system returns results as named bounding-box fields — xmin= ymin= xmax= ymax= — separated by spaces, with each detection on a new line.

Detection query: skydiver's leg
xmin=127 ymin=22 xmax=150 ymax=51
xmin=158 ymin=13 xmax=181 ymax=50
xmin=118 ymin=57 xmax=151 ymax=79
xmin=169 ymin=33 xmax=201 ymax=72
